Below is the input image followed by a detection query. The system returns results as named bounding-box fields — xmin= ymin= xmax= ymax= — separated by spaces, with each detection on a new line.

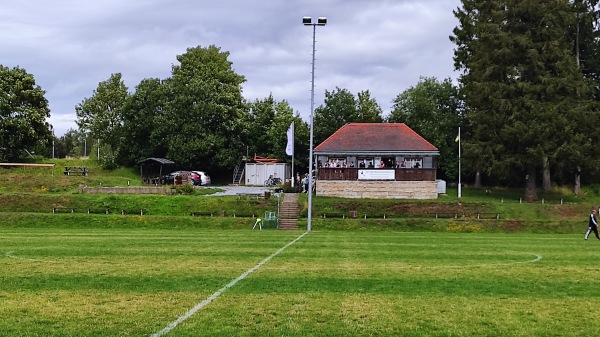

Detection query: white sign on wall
xmin=358 ymin=169 xmax=395 ymax=180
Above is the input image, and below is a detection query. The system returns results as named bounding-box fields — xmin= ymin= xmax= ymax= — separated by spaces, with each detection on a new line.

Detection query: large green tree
xmin=245 ymin=95 xmax=310 ymax=171
xmin=75 ymin=73 xmax=129 ymax=157
xmin=572 ymin=0 xmax=600 ymax=87
xmin=355 ymin=90 xmax=384 ymax=123
xmin=246 ymin=95 xmax=278 ymax=159
xmin=313 ymin=87 xmax=383 ymax=145
xmin=388 ymin=77 xmax=464 ymax=181
xmin=264 ymin=102 xmax=308 ymax=165
xmin=161 ymin=45 xmax=246 ymax=171
xmin=567 ymin=0 xmax=600 ymax=193
xmin=451 ymin=0 xmax=599 ymax=199
xmin=117 ymin=78 xmax=169 ymax=166
xmin=0 ymin=65 xmax=52 ymax=161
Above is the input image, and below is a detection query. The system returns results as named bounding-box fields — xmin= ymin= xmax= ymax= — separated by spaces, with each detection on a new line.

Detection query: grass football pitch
xmin=1 ymin=228 xmax=600 ymax=336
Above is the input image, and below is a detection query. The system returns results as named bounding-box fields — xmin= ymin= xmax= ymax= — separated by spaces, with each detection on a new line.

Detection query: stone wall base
xmin=316 ymin=180 xmax=438 ymax=199
xmin=81 ymin=186 xmax=172 ymax=195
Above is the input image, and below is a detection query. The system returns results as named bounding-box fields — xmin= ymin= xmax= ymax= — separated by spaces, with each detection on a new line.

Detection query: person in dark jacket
xmin=585 ymin=209 xmax=600 ymax=240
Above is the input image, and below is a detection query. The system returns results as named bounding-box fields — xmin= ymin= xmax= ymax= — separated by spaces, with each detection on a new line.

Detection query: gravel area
xmin=207 ymin=185 xmax=272 ymax=196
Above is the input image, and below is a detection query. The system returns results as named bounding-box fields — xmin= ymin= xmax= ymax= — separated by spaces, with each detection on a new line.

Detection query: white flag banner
xmin=285 ymin=122 xmax=294 ymax=156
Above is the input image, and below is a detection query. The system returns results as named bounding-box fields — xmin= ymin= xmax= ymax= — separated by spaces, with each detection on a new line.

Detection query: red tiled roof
xmin=314 ymin=123 xmax=438 ymax=152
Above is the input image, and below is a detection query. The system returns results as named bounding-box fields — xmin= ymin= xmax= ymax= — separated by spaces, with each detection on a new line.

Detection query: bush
xmin=98 ymin=153 xmax=118 ymax=170
xmin=175 ymin=184 xmax=195 ymax=195
xmin=282 ymin=181 xmax=302 ymax=193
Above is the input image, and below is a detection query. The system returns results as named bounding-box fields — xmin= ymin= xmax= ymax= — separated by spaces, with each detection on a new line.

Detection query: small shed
xmin=137 ymin=157 xmax=175 ymax=185
xmin=245 ymin=162 xmax=290 ymax=186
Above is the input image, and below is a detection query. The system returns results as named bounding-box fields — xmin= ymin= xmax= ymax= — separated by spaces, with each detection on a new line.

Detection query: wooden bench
xmin=64 ymin=167 xmax=88 ymax=176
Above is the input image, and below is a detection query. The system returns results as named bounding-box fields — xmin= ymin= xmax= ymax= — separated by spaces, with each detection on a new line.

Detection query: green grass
xmin=0 ymin=193 xmax=274 ymax=217
xmin=2 ymin=157 xmax=599 ymax=227
xmin=2 ymin=228 xmax=600 ymax=336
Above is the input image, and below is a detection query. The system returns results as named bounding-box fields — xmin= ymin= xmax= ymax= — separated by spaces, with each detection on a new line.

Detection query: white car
xmin=192 ymin=171 xmax=211 ymax=186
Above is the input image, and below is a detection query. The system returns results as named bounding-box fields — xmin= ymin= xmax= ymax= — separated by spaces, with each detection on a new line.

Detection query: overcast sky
xmin=0 ymin=0 xmax=461 ymax=136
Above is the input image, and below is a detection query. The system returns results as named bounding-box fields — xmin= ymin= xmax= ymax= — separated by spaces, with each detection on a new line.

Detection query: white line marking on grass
xmin=4 ymin=251 xmax=58 ymax=263
xmin=405 ymin=252 xmax=543 ymax=270
xmin=441 ymin=253 xmax=542 ymax=269
xmin=150 ymin=231 xmax=310 ymax=337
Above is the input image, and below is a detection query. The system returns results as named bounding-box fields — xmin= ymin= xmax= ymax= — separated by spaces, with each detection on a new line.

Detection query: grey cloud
xmin=1 ymin=0 xmax=461 ymax=136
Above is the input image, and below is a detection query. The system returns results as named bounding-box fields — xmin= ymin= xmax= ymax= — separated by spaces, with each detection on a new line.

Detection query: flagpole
xmin=291 ymin=122 xmax=295 ymax=187
xmin=286 ymin=121 xmax=295 ymax=187
xmin=458 ymin=126 xmax=462 ymax=199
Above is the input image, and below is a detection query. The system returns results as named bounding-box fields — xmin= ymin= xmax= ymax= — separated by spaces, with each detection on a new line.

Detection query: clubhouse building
xmin=313 ymin=123 xmax=439 ymax=199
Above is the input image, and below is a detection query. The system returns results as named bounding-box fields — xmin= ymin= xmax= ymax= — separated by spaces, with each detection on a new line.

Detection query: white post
xmin=458 ymin=126 xmax=462 ymax=199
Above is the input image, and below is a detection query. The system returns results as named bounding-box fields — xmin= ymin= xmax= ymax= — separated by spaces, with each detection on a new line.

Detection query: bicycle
xmin=264 ymin=175 xmax=282 ymax=187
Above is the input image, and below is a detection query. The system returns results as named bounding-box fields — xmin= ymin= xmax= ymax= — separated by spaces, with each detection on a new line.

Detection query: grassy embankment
xmin=1 ymin=158 xmax=599 ymax=232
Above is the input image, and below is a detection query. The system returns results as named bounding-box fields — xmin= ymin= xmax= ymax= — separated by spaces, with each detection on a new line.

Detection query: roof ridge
xmin=315 ymin=123 xmax=352 ymax=151
xmin=314 ymin=123 xmax=438 ymax=152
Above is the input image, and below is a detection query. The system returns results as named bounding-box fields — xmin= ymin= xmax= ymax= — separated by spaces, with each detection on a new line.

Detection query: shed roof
xmin=137 ymin=157 xmax=175 ymax=165
xmin=314 ymin=123 xmax=439 ymax=155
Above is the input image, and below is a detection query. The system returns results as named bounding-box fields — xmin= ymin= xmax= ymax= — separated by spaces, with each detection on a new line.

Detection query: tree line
xmin=0 ymin=45 xmax=463 ymax=182
xmin=452 ymin=0 xmax=600 ymax=199
xmin=2 ymin=0 xmax=600 ymax=198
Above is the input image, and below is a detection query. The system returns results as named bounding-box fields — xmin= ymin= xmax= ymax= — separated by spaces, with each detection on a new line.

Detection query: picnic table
xmin=142 ymin=177 xmax=160 ymax=185
xmin=64 ymin=167 xmax=88 ymax=176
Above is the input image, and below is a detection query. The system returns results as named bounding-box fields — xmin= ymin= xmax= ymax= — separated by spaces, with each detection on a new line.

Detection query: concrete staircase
xmin=278 ymin=193 xmax=300 ymax=230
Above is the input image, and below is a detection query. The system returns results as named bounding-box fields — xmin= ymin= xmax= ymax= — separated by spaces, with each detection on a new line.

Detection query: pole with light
xmin=303 ymin=16 xmax=326 ymax=232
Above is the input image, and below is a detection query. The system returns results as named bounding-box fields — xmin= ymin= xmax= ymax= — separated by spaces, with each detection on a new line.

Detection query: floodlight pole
xmin=458 ymin=127 xmax=462 ymax=199
xmin=303 ymin=16 xmax=326 ymax=232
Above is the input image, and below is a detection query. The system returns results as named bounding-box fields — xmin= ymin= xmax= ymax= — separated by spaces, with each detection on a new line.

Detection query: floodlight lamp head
xmin=303 ymin=16 xmax=312 ymax=25
xmin=317 ymin=17 xmax=327 ymax=25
